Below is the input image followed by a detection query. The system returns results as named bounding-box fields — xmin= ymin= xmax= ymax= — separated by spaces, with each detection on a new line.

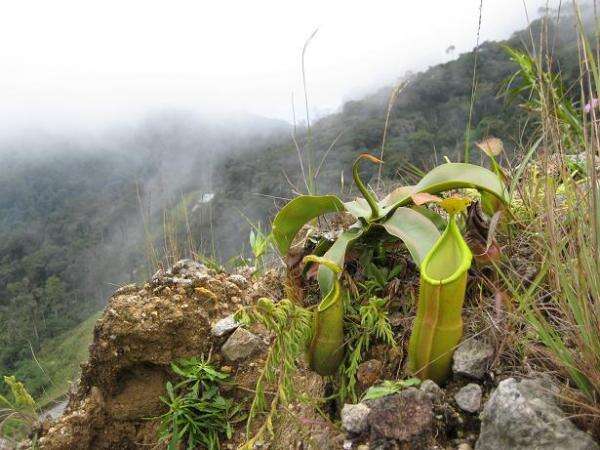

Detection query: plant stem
xmin=352 ymin=154 xmax=381 ymax=220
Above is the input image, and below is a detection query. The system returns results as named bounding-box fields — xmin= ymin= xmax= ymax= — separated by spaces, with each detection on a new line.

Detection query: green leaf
xmin=361 ymin=378 xmax=422 ymax=401
xmin=380 ymin=207 xmax=441 ymax=267
xmin=271 ymin=195 xmax=345 ymax=254
xmin=380 ymin=163 xmax=508 ymax=216
xmin=411 ymin=205 xmax=447 ymax=230
xmin=343 ymin=197 xmax=373 ymax=220
xmin=317 ymin=227 xmax=364 ymax=296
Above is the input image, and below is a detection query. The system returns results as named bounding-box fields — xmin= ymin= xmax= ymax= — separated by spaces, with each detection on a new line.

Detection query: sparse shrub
xmin=340 ymin=296 xmax=397 ymax=402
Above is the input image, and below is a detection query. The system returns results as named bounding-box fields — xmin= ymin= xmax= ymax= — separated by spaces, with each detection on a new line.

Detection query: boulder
xmin=454 ymin=383 xmax=482 ymax=413
xmin=211 ymin=314 xmax=240 ymax=337
xmin=476 ymin=378 xmax=599 ymax=450
xmin=341 ymin=403 xmax=371 ymax=434
xmin=221 ymin=328 xmax=263 ymax=362
xmin=227 ymin=274 xmax=249 ymax=289
xmin=420 ymin=379 xmax=444 ymax=403
xmin=366 ymin=388 xmax=434 ymax=446
xmin=32 ymin=262 xmax=262 ymax=450
xmin=357 ymin=359 xmax=383 ymax=388
xmin=452 ymin=339 xmax=494 ymax=379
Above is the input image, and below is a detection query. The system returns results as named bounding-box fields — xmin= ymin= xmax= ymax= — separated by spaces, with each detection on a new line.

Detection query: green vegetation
xmin=8 ymin=312 xmax=98 ymax=407
xmin=341 ymin=296 xmax=397 ymax=402
xmin=272 ymin=154 xmax=505 ymax=379
xmin=361 ymin=378 xmax=421 ymax=401
xmin=234 ymin=298 xmax=312 ymax=448
xmin=234 ymin=7 xmax=600 ymax=442
xmin=2 ymin=5 xmax=599 ymax=443
xmin=302 ymin=255 xmax=346 ymax=376
xmin=158 ymin=356 xmax=242 ymax=450
xmin=0 ymin=149 xmax=145 ymax=398
xmin=500 ymin=8 xmax=600 ymax=416
xmin=0 ymin=376 xmax=38 ymax=444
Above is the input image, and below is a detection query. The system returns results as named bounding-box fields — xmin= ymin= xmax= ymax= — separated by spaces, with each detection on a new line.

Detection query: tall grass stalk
xmin=505 ymin=3 xmax=600 ymax=423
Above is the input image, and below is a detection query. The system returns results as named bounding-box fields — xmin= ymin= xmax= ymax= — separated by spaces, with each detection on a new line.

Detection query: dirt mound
xmin=34 ymin=260 xmax=281 ymax=450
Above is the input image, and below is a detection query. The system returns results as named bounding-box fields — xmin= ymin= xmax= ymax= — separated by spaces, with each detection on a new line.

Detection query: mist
xmin=1 ymin=0 xmax=557 ymax=136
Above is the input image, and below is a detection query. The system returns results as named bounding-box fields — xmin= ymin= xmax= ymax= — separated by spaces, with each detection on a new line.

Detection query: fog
xmin=1 ymin=0 xmax=557 ymax=136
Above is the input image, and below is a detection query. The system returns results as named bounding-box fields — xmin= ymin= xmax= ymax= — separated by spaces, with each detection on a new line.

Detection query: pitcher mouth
xmin=420 ymin=216 xmax=472 ymax=285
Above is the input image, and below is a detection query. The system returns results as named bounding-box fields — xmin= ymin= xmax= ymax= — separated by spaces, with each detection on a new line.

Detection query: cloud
xmin=0 ymin=0 xmax=556 ymax=132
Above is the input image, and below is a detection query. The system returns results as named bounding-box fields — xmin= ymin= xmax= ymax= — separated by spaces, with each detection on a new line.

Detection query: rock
xmin=452 ymin=339 xmax=494 ymax=379
xmin=366 ymin=388 xmax=434 ymax=446
xmin=172 ymin=277 xmax=193 ymax=287
xmin=476 ymin=378 xmax=599 ymax=450
xmin=457 ymin=444 xmax=473 ymax=450
xmin=341 ymin=403 xmax=371 ymax=434
xmin=227 ymin=274 xmax=249 ymax=289
xmin=211 ymin=314 xmax=240 ymax=337
xmin=420 ymin=379 xmax=444 ymax=403
xmin=172 ymin=258 xmax=206 ymax=275
xmin=40 ymin=400 xmax=68 ymax=421
xmin=454 ymin=383 xmax=482 ymax=413
xmin=357 ymin=359 xmax=383 ymax=388
xmin=114 ymin=283 xmax=139 ymax=296
xmin=221 ymin=328 xmax=263 ymax=362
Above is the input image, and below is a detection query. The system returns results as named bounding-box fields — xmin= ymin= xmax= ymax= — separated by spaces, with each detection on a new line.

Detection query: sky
xmin=0 ymin=0 xmax=557 ymax=134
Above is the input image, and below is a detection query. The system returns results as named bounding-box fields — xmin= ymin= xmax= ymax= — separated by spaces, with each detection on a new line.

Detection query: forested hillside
xmin=203 ymin=9 xmax=584 ymax=261
xmin=0 ymin=7 xmax=588 ymax=398
xmin=0 ymin=116 xmax=288 ymax=396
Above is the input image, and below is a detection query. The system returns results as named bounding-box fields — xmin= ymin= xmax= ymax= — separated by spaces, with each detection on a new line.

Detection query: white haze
xmin=1 ymin=0 xmax=556 ymax=135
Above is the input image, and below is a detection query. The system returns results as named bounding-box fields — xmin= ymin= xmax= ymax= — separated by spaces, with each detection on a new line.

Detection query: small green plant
xmin=361 ymin=260 xmax=404 ymax=297
xmin=272 ymin=154 xmax=507 ymax=375
xmin=158 ymin=356 xmax=242 ymax=450
xmin=501 ymin=19 xmax=600 ymax=421
xmin=249 ymin=226 xmax=270 ymax=273
xmin=0 ymin=376 xmax=38 ymax=444
xmin=234 ymin=298 xmax=312 ymax=448
xmin=361 ymin=378 xmax=421 ymax=401
xmin=341 ymin=296 xmax=396 ymax=402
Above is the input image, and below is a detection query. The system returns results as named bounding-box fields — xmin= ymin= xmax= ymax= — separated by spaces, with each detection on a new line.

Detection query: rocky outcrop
xmin=35 ymin=261 xmax=271 ymax=450
xmin=28 ymin=259 xmax=599 ymax=449
xmin=476 ymin=378 xmax=599 ymax=450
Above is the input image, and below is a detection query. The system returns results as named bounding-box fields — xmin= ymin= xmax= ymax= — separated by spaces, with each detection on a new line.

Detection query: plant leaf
xmin=343 ymin=197 xmax=373 ymax=220
xmin=380 ymin=207 xmax=441 ymax=267
xmin=271 ymin=195 xmax=345 ymax=254
xmin=379 ymin=185 xmax=415 ymax=209
xmin=411 ymin=192 xmax=442 ymax=206
xmin=317 ymin=227 xmax=364 ymax=297
xmin=411 ymin=205 xmax=447 ymax=230
xmin=380 ymin=163 xmax=508 ymax=216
